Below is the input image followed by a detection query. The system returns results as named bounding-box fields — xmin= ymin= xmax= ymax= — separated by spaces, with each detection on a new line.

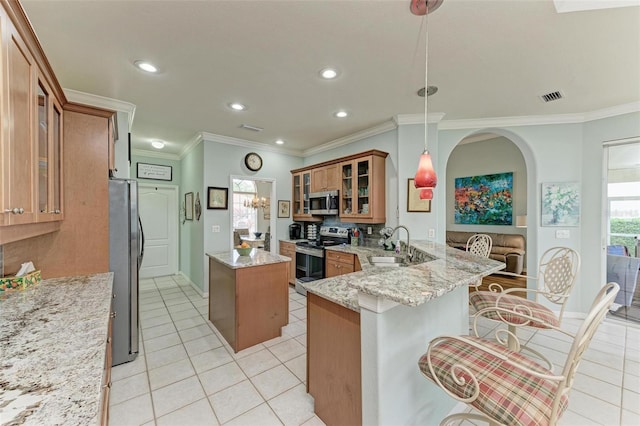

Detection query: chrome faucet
xmin=391 ymin=225 xmax=412 ymax=261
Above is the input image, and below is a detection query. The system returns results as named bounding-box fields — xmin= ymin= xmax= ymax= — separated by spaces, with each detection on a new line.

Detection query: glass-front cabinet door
xmin=36 ymin=76 xmax=63 ymax=222
xmin=292 ymin=171 xmax=314 ymax=221
xmin=340 ymin=157 xmax=372 ymax=220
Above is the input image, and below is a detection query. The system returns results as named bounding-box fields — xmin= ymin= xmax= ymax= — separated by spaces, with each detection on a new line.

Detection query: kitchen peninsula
xmin=304 ymin=241 xmax=504 ymax=425
xmin=207 ymin=249 xmax=291 ymax=352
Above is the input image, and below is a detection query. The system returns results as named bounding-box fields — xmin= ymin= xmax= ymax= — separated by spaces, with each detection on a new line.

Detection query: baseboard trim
xmin=178 ymin=271 xmax=209 ymax=298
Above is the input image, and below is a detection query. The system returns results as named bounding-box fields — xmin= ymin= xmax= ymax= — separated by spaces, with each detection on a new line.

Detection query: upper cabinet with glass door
xmin=36 ymin=75 xmax=64 ymax=222
xmin=292 ymin=170 xmax=320 ymax=222
xmin=339 ymin=152 xmax=387 ymax=224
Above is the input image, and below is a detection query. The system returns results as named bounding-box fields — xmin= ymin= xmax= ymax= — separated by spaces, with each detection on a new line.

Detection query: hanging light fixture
xmin=411 ymin=0 xmax=442 ymax=200
xmin=244 ymin=196 xmax=268 ymax=210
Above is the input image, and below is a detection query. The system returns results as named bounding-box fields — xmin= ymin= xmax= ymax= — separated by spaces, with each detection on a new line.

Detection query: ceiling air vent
xmin=540 ymin=90 xmax=564 ymax=103
xmin=240 ymin=124 xmax=263 ymax=132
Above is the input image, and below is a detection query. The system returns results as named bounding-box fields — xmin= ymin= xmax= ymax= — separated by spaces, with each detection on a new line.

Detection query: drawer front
xmin=326 ymin=260 xmax=355 ymax=277
xmin=326 ymin=251 xmax=354 ymax=265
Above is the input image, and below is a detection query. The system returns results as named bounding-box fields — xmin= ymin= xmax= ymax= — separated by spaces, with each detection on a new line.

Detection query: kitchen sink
xmin=368 ymin=255 xmax=407 ymax=267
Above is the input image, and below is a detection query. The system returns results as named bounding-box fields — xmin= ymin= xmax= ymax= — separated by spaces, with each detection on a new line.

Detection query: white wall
xmin=180 ymin=142 xmax=205 ymax=291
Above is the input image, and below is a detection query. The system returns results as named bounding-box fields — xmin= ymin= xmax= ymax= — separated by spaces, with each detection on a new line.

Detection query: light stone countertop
xmin=0 ymin=272 xmax=114 ymax=426
xmin=207 ymin=249 xmax=290 ymax=269
xmin=302 ymin=241 xmax=504 ymax=312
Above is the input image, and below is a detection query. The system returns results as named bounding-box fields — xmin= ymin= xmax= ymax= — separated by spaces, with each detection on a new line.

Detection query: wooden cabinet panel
xmin=1 ymin=17 xmax=37 ymax=225
xmin=325 ymin=250 xmax=360 ymax=278
xmin=292 ymin=170 xmax=320 ymax=222
xmin=279 ymin=240 xmax=296 ymax=285
xmin=100 ymin=300 xmax=114 ymax=425
xmin=311 ymin=164 xmax=338 ymax=192
xmin=307 ymin=293 xmax=361 ymax=425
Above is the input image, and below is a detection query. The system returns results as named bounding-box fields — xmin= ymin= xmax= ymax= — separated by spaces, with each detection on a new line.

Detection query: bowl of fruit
xmin=235 ymin=242 xmax=252 ymax=256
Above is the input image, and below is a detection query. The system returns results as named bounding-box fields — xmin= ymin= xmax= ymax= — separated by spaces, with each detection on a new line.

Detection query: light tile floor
xmin=110 ymin=275 xmax=640 ymax=425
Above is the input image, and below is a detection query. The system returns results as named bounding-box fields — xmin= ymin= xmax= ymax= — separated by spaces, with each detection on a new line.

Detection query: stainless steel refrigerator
xmin=109 ymin=178 xmax=144 ymax=366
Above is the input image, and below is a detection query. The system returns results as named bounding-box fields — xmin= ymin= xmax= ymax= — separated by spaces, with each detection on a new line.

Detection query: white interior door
xmin=139 ymin=183 xmax=179 ymax=278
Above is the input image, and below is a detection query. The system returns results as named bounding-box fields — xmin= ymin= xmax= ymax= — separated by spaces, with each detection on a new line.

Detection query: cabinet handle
xmin=4 ymin=208 xmax=24 ymax=214
xmin=111 ymin=312 xmax=117 ymax=318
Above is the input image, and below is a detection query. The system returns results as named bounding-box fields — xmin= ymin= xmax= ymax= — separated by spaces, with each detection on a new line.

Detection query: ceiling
xmin=20 ymin=0 xmax=640 ymax=158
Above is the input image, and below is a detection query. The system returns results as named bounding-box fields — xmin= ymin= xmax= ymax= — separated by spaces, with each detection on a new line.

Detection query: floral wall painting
xmin=454 ymin=172 xmax=513 ymax=225
xmin=541 ymin=182 xmax=580 ymax=226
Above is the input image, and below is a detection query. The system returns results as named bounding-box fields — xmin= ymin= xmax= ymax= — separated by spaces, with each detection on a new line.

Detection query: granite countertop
xmin=279 ymin=238 xmax=308 ymax=244
xmin=0 ymin=272 xmax=114 ymax=426
xmin=207 ymin=249 xmax=291 ymax=269
xmin=303 ymin=241 xmax=504 ymax=312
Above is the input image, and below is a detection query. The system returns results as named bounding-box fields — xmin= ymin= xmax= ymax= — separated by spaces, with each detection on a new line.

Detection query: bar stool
xmin=419 ymin=282 xmax=618 ymax=426
xmin=466 ymin=234 xmax=492 ymax=290
xmin=469 ymin=247 xmax=580 ymax=365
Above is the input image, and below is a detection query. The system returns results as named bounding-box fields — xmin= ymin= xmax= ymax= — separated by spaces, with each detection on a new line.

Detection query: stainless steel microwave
xmin=309 ymin=190 xmax=339 ymax=215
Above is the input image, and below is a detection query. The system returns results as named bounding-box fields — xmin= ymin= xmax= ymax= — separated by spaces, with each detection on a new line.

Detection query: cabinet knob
xmin=111 ymin=312 xmax=117 ymax=318
xmin=4 ymin=208 xmax=24 ymax=214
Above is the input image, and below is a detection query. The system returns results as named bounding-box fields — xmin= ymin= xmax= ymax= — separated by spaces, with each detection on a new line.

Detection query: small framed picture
xmin=207 ymin=187 xmax=228 ymax=210
xmin=407 ymin=178 xmax=431 ymax=212
xmin=278 ymin=200 xmax=290 ymax=218
xmin=185 ymin=192 xmax=194 ymax=220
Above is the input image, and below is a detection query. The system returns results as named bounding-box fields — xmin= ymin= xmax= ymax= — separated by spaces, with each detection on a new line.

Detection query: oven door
xmin=295 ymin=249 xmax=324 ymax=281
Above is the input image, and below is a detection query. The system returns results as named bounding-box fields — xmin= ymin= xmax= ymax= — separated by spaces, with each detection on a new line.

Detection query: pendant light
xmin=411 ymin=0 xmax=442 ymax=200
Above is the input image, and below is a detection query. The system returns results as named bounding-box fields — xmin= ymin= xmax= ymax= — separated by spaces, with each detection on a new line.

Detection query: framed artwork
xmin=185 ymin=192 xmax=194 ymax=220
xmin=541 ymin=182 xmax=580 ymax=226
xmin=207 ymin=187 xmax=228 ymax=210
xmin=407 ymin=179 xmax=431 ymax=212
xmin=278 ymin=200 xmax=290 ymax=218
xmin=195 ymin=192 xmax=202 ymax=220
xmin=454 ymin=172 xmax=513 ymax=225
xmin=136 ymin=162 xmax=172 ymax=181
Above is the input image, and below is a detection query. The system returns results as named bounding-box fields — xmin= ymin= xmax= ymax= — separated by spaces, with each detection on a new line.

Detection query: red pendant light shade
xmin=414 ymin=151 xmax=437 ymax=199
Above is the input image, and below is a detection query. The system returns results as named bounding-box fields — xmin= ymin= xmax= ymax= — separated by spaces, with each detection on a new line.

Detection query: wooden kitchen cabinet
xmin=292 ymin=170 xmax=320 ymax=222
xmin=311 ymin=164 xmax=338 ymax=192
xmin=325 ymin=250 xmax=361 ymax=278
xmin=1 ymin=12 xmax=37 ymax=225
xmin=279 ymin=240 xmax=297 ymax=285
xmin=339 ymin=151 xmax=387 ymax=224
xmin=0 ymin=1 xmax=65 ymax=230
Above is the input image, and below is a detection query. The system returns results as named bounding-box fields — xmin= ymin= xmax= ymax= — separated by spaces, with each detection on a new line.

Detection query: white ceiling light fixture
xmin=275 ymin=139 xmax=285 ymax=145
xmin=134 ymin=60 xmax=158 ymax=73
xmin=335 ymin=110 xmax=348 ymax=118
xmin=151 ymin=140 xmax=165 ymax=149
xmin=320 ymin=68 xmax=339 ymax=79
xmin=229 ymin=102 xmax=247 ymax=111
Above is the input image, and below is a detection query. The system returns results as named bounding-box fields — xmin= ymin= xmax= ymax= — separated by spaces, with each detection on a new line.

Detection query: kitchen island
xmin=0 ymin=273 xmax=114 ymax=425
xmin=304 ymin=241 xmax=504 ymax=425
xmin=207 ymin=249 xmax=291 ymax=352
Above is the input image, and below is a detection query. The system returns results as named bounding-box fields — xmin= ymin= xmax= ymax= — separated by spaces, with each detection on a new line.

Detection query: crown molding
xmin=394 ymin=112 xmax=446 ymax=126
xmin=303 ymin=119 xmax=398 ymax=157
xmin=439 ymin=102 xmax=640 ymax=130
xmin=197 ymin=131 xmax=304 ymax=157
xmin=63 ymin=88 xmax=136 ymax=131
xmin=131 ymin=148 xmax=181 ymax=161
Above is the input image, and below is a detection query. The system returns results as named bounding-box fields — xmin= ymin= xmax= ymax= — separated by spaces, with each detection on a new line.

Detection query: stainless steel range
xmin=294 ymin=226 xmax=350 ymax=295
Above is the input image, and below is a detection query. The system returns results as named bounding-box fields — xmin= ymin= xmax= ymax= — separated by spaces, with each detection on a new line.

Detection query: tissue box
xmin=0 ymin=270 xmax=42 ymax=292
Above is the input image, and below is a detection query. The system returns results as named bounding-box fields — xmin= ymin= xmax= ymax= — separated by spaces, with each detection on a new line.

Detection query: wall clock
xmin=244 ymin=152 xmax=263 ymax=171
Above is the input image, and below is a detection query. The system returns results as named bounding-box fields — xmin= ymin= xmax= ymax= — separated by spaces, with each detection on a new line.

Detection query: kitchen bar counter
xmin=0 ymin=273 xmax=114 ymax=425
xmin=303 ymin=240 xmax=504 ymax=312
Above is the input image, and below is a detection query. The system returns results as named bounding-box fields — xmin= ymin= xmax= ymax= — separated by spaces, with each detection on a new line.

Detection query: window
xmin=607 ymin=143 xmax=640 ymax=255
xmin=232 ymin=179 xmax=257 ymax=233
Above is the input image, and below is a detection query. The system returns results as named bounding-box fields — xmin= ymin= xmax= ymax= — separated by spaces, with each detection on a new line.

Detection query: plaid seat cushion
xmin=418 ymin=336 xmax=568 ymax=426
xmin=469 ymin=291 xmax=560 ymax=328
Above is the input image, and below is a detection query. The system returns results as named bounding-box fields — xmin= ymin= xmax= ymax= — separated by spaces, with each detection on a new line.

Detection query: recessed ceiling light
xmin=151 ymin=140 xmax=165 ymax=149
xmin=335 ymin=110 xmax=348 ymax=118
xmin=275 ymin=139 xmax=284 ymax=145
xmin=229 ymin=102 xmax=247 ymax=111
xmin=134 ymin=60 xmax=158 ymax=73
xmin=320 ymin=68 xmax=339 ymax=79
